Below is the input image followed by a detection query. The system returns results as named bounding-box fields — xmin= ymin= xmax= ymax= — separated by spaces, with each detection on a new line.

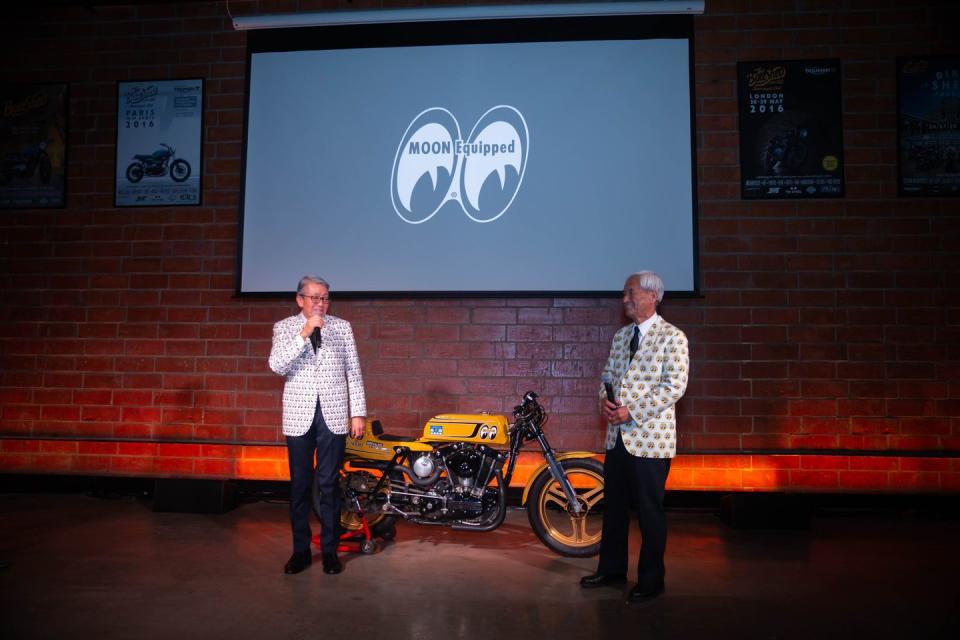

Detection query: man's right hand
xmin=601 ymin=398 xmax=629 ymax=425
xmin=300 ymin=313 xmax=324 ymax=338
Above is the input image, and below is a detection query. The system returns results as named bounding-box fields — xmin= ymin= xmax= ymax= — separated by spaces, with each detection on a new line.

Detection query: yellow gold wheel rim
xmin=536 ymin=468 xmax=603 ymax=548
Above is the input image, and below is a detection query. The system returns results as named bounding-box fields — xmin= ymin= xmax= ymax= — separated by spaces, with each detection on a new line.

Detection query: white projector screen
xmin=238 ymin=16 xmax=698 ymax=295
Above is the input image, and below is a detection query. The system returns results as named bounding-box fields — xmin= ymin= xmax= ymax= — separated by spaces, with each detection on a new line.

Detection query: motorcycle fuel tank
xmin=422 ymin=414 xmax=509 ymax=445
xmin=345 ymin=418 xmax=433 ymax=461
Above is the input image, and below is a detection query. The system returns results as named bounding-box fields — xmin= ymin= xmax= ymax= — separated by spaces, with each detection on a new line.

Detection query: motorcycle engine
xmin=445 ymin=447 xmax=482 ymax=489
xmin=411 ymin=453 xmax=436 ymax=479
xmin=387 ymin=444 xmax=498 ymax=521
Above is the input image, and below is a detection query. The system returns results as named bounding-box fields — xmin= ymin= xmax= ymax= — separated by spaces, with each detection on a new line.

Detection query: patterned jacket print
xmin=600 ymin=316 xmax=689 ymax=458
xmin=268 ymin=313 xmax=366 ymax=437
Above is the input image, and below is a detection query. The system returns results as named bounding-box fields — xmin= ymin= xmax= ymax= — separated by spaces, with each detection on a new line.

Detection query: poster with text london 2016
xmin=898 ymin=56 xmax=960 ymax=197
xmin=738 ymin=59 xmax=844 ymax=200
xmin=115 ymin=78 xmax=203 ymax=207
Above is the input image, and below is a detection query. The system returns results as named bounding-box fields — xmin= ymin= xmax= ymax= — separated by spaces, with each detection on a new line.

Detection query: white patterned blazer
xmin=268 ymin=313 xmax=366 ymax=437
xmin=600 ymin=315 xmax=689 ymax=459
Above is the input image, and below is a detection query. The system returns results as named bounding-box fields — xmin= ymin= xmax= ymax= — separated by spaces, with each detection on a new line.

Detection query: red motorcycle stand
xmin=312 ymin=510 xmax=379 ymax=555
xmin=340 ymin=512 xmax=378 ymax=555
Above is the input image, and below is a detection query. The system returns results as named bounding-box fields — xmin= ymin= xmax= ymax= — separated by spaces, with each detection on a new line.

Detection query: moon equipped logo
xmin=390 ymin=106 xmax=529 ymax=224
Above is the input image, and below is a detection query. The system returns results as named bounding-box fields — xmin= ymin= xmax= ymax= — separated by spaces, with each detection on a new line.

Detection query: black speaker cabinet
xmin=153 ymin=479 xmax=238 ymax=514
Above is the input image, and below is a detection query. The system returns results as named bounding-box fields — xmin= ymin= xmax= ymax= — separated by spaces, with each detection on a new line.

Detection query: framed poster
xmin=115 ymin=78 xmax=203 ymax=207
xmin=738 ymin=59 xmax=844 ymax=199
xmin=897 ymin=56 xmax=960 ymax=197
xmin=0 ymin=83 xmax=68 ymax=209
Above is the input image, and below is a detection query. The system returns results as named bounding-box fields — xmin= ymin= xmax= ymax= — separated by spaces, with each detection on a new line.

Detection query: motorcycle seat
xmin=370 ymin=419 xmax=416 ymax=442
xmin=134 ymin=154 xmax=155 ymax=161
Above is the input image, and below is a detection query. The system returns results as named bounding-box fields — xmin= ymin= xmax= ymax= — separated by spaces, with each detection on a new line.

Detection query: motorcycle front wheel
xmin=526 ymin=458 xmax=604 ymax=557
xmin=126 ymin=162 xmax=144 ymax=183
xmin=170 ymin=159 xmax=191 ymax=182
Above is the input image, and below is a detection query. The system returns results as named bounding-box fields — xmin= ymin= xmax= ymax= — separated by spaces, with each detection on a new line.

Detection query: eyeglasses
xmin=299 ymin=294 xmax=330 ymax=303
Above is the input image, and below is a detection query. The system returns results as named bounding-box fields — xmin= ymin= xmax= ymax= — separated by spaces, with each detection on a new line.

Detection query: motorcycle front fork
xmin=538 ymin=442 xmax=583 ymax=515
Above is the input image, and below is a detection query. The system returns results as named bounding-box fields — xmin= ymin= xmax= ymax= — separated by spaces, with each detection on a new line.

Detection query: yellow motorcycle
xmin=326 ymin=391 xmax=604 ymax=557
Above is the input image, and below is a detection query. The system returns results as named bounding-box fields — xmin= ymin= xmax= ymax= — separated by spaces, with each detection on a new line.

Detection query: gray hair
xmin=629 ymin=270 xmax=664 ymax=303
xmin=297 ymin=275 xmax=329 ymax=294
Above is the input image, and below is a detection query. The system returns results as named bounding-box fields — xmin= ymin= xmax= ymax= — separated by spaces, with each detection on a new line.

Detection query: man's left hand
xmin=350 ymin=417 xmax=365 ymax=438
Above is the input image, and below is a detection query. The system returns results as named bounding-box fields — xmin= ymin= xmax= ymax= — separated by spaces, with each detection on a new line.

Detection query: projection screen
xmin=238 ymin=16 xmax=697 ymax=295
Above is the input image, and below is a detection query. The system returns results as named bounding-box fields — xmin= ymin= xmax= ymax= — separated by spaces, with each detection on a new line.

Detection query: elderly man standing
xmin=269 ymin=275 xmax=366 ymax=576
xmin=580 ymin=270 xmax=689 ymax=604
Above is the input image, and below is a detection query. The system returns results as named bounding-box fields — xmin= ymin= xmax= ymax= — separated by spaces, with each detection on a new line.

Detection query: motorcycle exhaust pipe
xmin=451 ymin=469 xmax=507 ymax=533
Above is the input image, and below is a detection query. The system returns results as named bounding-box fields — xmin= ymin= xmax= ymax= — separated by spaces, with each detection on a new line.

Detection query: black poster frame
xmin=0 ymin=82 xmax=69 ymax=209
xmin=897 ymin=55 xmax=960 ymax=198
xmin=737 ymin=59 xmax=844 ymax=200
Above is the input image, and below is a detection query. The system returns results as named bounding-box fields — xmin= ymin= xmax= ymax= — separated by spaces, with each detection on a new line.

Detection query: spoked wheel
xmin=126 ymin=162 xmax=144 ymax=183
xmin=170 ymin=158 xmax=191 ymax=182
xmin=526 ymin=458 xmax=604 ymax=557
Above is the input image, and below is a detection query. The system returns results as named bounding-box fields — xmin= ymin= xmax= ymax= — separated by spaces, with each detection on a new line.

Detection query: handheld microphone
xmin=601 ymin=373 xmax=616 ymax=403
xmin=309 ymin=307 xmax=323 ymax=351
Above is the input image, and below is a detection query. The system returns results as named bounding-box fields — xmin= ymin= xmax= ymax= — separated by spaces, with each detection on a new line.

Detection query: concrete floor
xmin=1 ymin=492 xmax=958 ymax=640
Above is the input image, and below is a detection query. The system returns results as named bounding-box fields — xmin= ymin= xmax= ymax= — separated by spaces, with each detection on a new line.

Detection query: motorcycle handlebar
xmin=512 ymin=391 xmax=545 ymax=424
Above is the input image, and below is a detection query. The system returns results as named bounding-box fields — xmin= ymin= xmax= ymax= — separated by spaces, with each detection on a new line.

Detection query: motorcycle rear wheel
xmin=526 ymin=458 xmax=604 ymax=557
xmin=126 ymin=163 xmax=144 ymax=183
xmin=313 ymin=469 xmax=398 ymax=539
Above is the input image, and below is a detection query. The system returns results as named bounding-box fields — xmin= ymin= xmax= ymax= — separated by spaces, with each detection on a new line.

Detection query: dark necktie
xmin=309 ymin=329 xmax=320 ymax=353
xmin=629 ymin=325 xmax=640 ymax=360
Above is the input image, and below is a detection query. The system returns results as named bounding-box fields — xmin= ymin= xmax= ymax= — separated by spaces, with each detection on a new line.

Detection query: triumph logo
xmin=390 ymin=106 xmax=529 ymax=224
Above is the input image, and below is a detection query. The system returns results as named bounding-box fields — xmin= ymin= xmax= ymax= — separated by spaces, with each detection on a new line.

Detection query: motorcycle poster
xmin=115 ymin=78 xmax=203 ymax=207
xmin=737 ymin=59 xmax=844 ymax=200
xmin=0 ymin=83 xmax=68 ymax=209
xmin=897 ymin=56 xmax=960 ymax=197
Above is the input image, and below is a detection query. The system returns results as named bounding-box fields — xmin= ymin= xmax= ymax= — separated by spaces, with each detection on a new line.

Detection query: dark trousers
xmin=598 ymin=431 xmax=671 ymax=588
xmin=286 ymin=400 xmax=345 ymax=554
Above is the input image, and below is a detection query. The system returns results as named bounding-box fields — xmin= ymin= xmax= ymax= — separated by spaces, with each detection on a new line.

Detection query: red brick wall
xmin=1 ymin=0 xmax=958 ymax=492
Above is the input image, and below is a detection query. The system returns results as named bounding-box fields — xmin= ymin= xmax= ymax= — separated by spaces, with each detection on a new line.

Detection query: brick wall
xmin=0 ymin=0 xmax=958 ymax=492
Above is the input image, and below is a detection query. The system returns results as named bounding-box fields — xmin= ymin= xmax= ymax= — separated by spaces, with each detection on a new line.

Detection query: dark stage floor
xmin=1 ymin=491 xmax=957 ymax=639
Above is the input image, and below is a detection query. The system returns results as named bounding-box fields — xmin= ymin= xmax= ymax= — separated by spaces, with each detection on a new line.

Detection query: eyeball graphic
xmin=391 ymin=106 xmax=529 ymax=225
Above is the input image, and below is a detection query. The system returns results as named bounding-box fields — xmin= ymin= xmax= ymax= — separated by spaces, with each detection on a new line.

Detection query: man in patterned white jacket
xmin=269 ymin=275 xmax=366 ymax=576
xmin=580 ymin=270 xmax=689 ymax=604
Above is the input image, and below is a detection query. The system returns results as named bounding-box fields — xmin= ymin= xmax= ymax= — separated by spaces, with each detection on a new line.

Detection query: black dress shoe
xmin=627 ymin=581 xmax=665 ymax=604
xmin=322 ymin=552 xmax=342 ymax=575
xmin=580 ymin=572 xmax=627 ymax=588
xmin=283 ymin=551 xmax=311 ymax=575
